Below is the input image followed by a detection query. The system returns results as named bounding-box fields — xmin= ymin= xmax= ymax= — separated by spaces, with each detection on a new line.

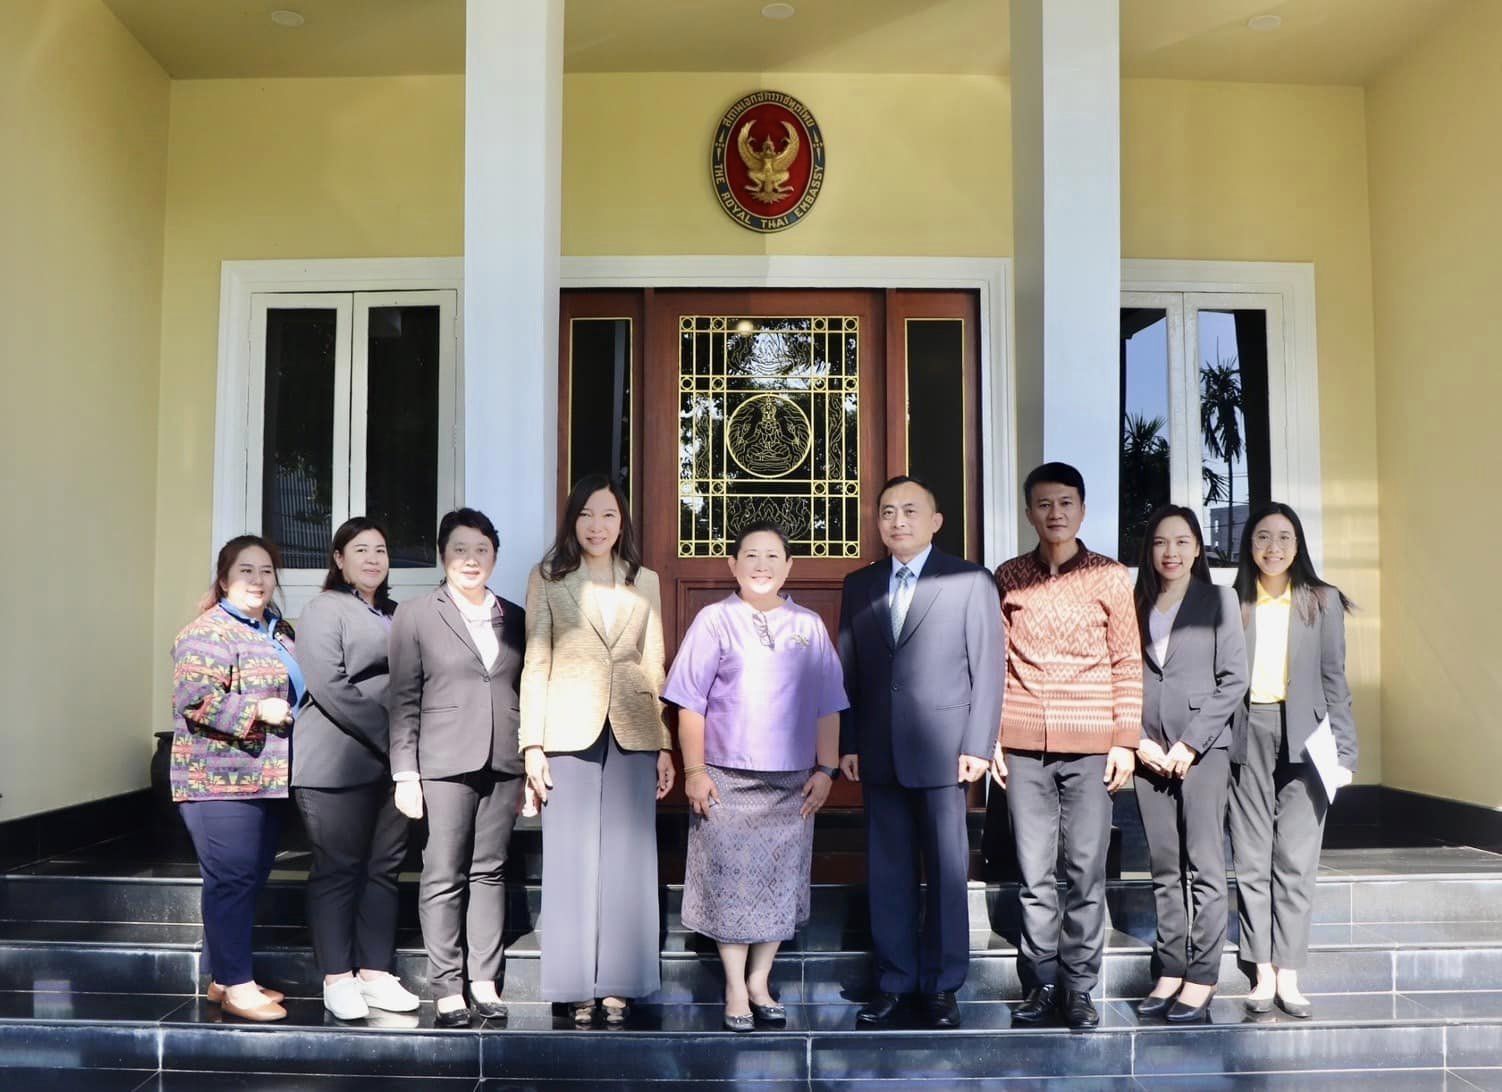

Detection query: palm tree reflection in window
xmin=1200 ymin=342 xmax=1245 ymax=564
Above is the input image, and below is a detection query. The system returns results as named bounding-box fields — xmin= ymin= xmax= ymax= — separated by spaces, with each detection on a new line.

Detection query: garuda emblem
xmin=737 ymin=121 xmax=800 ymax=204
xmin=712 ymin=91 xmax=825 ymax=233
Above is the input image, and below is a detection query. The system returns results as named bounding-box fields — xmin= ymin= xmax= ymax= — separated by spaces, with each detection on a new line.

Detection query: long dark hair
xmin=542 ymin=475 xmax=641 ymax=584
xmin=199 ymin=534 xmax=282 ymax=614
xmin=1234 ymin=502 xmax=1353 ymax=624
xmin=323 ymin=517 xmax=396 ymax=615
xmin=1133 ymin=505 xmax=1213 ymax=636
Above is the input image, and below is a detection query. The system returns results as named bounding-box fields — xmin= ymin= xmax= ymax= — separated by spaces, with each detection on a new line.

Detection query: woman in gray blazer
xmin=1229 ymin=502 xmax=1357 ymax=1020
xmin=292 ymin=518 xmax=420 ymax=1021
xmin=389 ymin=508 xmax=526 ymax=1028
xmin=1131 ymin=506 xmax=1249 ymax=1023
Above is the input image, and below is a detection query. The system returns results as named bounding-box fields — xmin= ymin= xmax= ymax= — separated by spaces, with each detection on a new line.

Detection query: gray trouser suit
xmin=1228 ymin=703 xmax=1328 ymax=969
xmin=1006 ymin=749 xmax=1113 ymax=993
xmin=1135 ymin=748 xmax=1232 ymax=985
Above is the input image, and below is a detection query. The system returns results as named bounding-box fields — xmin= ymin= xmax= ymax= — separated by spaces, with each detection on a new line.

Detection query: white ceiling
xmin=100 ymin=0 xmax=1459 ymax=85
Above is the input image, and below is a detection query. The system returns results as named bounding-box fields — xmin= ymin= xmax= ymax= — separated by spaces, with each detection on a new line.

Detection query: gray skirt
xmin=681 ymin=765 xmax=815 ymax=945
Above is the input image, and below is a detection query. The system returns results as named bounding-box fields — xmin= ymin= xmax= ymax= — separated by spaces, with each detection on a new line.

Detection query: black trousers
xmin=1005 ymin=750 xmax=1112 ymax=993
xmin=863 ymin=781 xmax=971 ymax=995
xmin=419 ymin=769 xmax=523 ymax=997
xmin=178 ymin=798 xmax=284 ymax=987
xmin=1135 ymin=748 xmax=1232 ymax=985
xmin=292 ymin=782 xmax=410 ymax=976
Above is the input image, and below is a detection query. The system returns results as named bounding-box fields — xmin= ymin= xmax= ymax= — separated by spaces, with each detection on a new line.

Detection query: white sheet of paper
xmin=1302 ymin=716 xmax=1351 ymax=803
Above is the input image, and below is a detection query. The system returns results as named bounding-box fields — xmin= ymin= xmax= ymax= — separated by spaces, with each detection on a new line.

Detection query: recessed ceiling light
xmin=762 ymin=3 xmax=796 ymax=20
xmin=1247 ymin=14 xmax=1282 ymax=31
xmin=270 ymin=10 xmax=305 ymax=28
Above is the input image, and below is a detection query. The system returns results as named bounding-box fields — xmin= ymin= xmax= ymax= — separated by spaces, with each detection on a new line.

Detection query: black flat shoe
xmin=1061 ymin=989 xmax=1100 ymax=1030
xmin=1137 ymin=993 xmax=1177 ymax=1019
xmin=433 ymin=1004 xmax=472 ymax=1028
xmin=724 ymin=1009 xmax=754 ymax=1032
xmin=1011 ymin=985 xmax=1058 ymax=1025
xmin=468 ymin=995 xmax=507 ymax=1021
xmin=1243 ymin=995 xmax=1276 ymax=1014
xmin=1166 ymin=996 xmax=1213 ymax=1023
xmin=750 ymin=1001 xmax=787 ymax=1026
xmin=856 ymin=991 xmax=903 ymax=1025
xmin=1276 ymin=994 xmax=1313 ymax=1019
xmin=923 ymin=990 xmax=962 ymax=1029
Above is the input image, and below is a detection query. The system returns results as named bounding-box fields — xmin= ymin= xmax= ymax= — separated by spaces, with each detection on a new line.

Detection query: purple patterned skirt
xmin=681 ymin=765 xmax=815 ymax=945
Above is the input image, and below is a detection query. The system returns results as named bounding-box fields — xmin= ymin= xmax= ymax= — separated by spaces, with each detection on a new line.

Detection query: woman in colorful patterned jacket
xmin=171 ymin=534 xmax=305 ymax=1023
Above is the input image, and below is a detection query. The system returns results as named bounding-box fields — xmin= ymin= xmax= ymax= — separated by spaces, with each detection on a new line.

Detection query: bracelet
xmin=683 ymin=764 xmax=709 ymax=777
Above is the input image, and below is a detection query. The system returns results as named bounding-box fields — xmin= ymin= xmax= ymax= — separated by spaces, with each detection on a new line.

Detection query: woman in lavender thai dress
xmin=664 ymin=522 xmax=848 ymax=1032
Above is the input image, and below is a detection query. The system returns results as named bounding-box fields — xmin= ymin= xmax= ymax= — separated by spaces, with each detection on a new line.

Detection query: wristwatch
xmin=815 ymin=764 xmax=840 ymax=781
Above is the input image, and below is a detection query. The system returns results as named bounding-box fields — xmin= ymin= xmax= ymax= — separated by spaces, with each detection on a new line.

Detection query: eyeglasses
xmin=751 ymin=610 xmax=775 ymax=651
xmin=1252 ymin=531 xmax=1297 ymax=548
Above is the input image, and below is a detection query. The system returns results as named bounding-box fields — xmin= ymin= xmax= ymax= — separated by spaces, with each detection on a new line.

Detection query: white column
xmin=1010 ymin=0 xmax=1121 ymax=553
xmin=464 ymin=0 xmax=564 ymax=599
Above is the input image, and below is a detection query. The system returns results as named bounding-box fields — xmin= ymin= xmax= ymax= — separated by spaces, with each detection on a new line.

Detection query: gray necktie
xmin=891 ymin=565 xmax=914 ymax=640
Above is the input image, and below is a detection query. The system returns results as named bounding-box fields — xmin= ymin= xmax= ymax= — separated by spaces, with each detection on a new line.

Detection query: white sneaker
xmin=358 ymin=972 xmax=421 ymax=1013
xmin=323 ymin=977 xmax=370 ymax=1020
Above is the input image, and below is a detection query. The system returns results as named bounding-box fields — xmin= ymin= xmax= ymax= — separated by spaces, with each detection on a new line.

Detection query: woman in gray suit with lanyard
xmin=1131 ymin=506 xmax=1248 ymax=1023
xmin=1229 ymin=502 xmax=1357 ymax=1019
xmin=389 ymin=508 xmax=526 ymax=1028
xmin=293 ymin=518 xmax=420 ymax=1021
xmin=521 ymin=475 xmax=674 ymax=1027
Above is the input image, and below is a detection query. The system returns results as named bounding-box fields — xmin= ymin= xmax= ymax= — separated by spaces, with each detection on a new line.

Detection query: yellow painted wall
xmin=151 ymin=75 xmax=464 ymax=729
xmin=1366 ymin=0 xmax=1501 ymax=808
xmin=148 ymin=72 xmax=1382 ymax=780
xmin=0 ymin=0 xmax=169 ymax=818
xmin=1122 ymin=79 xmax=1383 ymax=781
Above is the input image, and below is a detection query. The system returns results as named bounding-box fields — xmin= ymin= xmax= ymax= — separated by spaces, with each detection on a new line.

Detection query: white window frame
xmin=1121 ymin=260 xmax=1323 ymax=573
xmin=214 ymin=259 xmax=465 ymax=617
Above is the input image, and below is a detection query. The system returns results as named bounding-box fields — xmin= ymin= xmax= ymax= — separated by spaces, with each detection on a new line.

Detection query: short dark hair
xmin=323 ymin=516 xmax=396 ymax=615
xmin=878 ymin=474 xmax=940 ymax=511
xmin=1024 ymin=462 xmax=1086 ymax=505
xmin=730 ymin=520 xmax=791 ymax=557
xmin=437 ymin=507 xmax=499 ymax=555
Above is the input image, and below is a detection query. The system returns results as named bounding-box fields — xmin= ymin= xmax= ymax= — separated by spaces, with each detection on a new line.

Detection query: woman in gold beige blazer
xmin=521 ymin=474 xmax=674 ymax=1026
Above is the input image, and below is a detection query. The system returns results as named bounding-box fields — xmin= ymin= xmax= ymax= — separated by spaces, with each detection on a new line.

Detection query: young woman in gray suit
xmin=521 ymin=475 xmax=674 ymax=1027
xmin=389 ymin=508 xmax=527 ymax=1028
xmin=1229 ymin=502 xmax=1357 ymax=1019
xmin=1131 ymin=506 xmax=1249 ymax=1023
xmin=292 ymin=518 xmax=420 ymax=1020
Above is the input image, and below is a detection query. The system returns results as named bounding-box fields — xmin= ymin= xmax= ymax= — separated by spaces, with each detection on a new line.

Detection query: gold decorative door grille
xmin=678 ymin=314 xmax=861 ymax=557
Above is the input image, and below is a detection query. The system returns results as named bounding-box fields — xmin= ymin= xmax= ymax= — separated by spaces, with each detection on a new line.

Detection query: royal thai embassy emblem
xmin=711 ymin=91 xmax=825 ymax=233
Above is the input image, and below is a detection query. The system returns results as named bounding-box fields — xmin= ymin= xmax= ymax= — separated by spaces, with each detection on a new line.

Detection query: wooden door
xmin=559 ymin=287 xmax=983 ymax=808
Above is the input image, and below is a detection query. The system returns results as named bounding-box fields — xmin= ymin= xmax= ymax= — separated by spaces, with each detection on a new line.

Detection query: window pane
xmin=1198 ymin=310 xmax=1271 ymax=566
xmin=365 ymin=306 xmax=440 ymax=569
xmin=906 ymin=319 xmax=966 ymax=558
xmin=262 ymin=309 xmax=337 ymax=570
xmin=1119 ymin=308 xmax=1171 ymax=562
xmin=568 ymin=319 xmax=632 ymax=501
xmin=678 ymin=315 xmax=860 ymax=558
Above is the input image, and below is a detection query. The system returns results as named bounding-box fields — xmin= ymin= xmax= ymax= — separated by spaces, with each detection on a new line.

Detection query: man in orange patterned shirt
xmin=990 ymin=463 xmax=1142 ymax=1030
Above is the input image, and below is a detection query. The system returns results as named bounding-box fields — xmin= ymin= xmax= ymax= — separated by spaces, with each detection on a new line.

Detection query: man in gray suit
xmin=838 ymin=476 xmax=1005 ymax=1029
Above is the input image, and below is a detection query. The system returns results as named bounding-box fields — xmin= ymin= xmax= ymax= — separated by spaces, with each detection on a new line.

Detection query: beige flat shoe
xmin=220 ymin=995 xmax=287 ymax=1022
xmin=207 ymin=981 xmax=285 ymax=1005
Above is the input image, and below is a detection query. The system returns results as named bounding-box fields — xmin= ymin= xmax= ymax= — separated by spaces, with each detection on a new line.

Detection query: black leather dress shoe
xmin=1276 ymin=994 xmax=1313 ymax=1019
xmin=433 ymin=1004 xmax=473 ymax=1028
xmin=1137 ymin=993 xmax=1176 ymax=1019
xmin=856 ymin=991 xmax=904 ymax=1025
xmin=924 ymin=991 xmax=962 ymax=1028
xmin=468 ymin=996 xmax=507 ymax=1021
xmin=1061 ymin=990 xmax=1100 ymax=1029
xmin=1165 ymin=995 xmax=1212 ymax=1023
xmin=1011 ymin=985 xmax=1058 ymax=1025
